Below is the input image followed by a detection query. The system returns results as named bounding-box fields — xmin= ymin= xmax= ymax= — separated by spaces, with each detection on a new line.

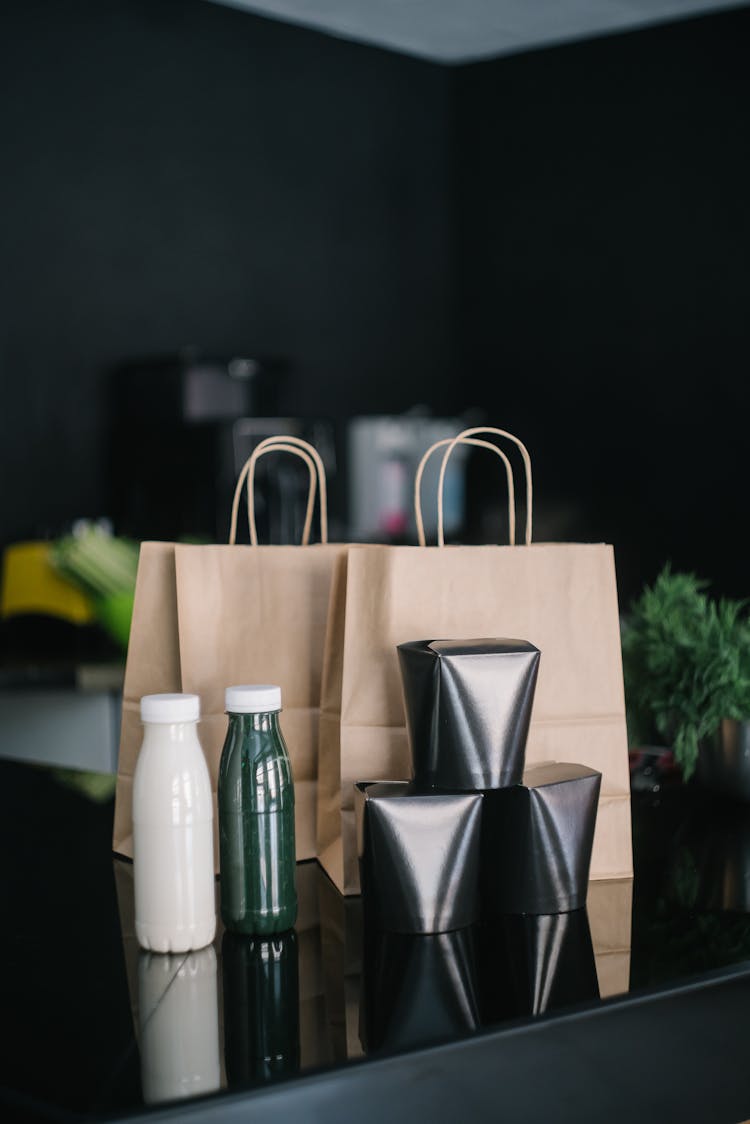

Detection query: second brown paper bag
xmin=317 ymin=426 xmax=633 ymax=894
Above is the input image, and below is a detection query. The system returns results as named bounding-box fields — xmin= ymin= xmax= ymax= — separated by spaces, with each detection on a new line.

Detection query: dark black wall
xmin=1 ymin=1 xmax=748 ymax=605
xmin=0 ymin=0 xmax=455 ymax=545
xmin=456 ymin=10 xmax=750 ymax=601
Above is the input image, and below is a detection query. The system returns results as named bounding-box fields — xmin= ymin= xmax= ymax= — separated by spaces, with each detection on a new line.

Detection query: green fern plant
xmin=622 ymin=567 xmax=750 ymax=779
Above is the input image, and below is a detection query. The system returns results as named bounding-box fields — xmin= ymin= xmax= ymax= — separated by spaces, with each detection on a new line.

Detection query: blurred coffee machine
xmin=110 ymin=351 xmax=335 ymax=544
xmin=347 ymin=416 xmax=469 ymax=543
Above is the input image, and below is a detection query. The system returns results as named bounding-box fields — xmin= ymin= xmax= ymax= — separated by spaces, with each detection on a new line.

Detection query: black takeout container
xmin=354 ymin=781 xmax=483 ymax=933
xmin=481 ymin=762 xmax=602 ymax=915
xmin=397 ymin=638 xmax=540 ymax=790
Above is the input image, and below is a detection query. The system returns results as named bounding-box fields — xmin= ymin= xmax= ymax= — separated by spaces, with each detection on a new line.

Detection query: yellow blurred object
xmin=0 ymin=541 xmax=94 ymax=624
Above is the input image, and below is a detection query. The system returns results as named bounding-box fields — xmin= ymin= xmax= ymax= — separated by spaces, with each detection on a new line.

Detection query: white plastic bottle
xmin=133 ymin=693 xmax=216 ymax=952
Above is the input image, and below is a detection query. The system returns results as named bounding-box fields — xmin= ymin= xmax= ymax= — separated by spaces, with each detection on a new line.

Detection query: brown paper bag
xmin=318 ymin=425 xmax=633 ymax=894
xmin=113 ymin=436 xmax=345 ymax=867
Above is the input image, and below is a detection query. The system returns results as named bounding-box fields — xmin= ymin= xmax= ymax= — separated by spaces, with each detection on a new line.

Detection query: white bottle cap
xmin=140 ymin=693 xmax=200 ymax=723
xmin=225 ymin=684 xmax=282 ymax=714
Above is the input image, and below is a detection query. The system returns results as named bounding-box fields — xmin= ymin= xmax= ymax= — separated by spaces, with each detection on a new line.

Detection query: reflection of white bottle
xmin=133 ymin=693 xmax=216 ymax=953
xmin=139 ymin=947 xmax=221 ymax=1105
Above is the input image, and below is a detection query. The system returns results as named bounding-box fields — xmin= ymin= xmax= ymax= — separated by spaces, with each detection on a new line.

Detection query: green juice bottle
xmin=218 ymin=685 xmax=297 ymax=935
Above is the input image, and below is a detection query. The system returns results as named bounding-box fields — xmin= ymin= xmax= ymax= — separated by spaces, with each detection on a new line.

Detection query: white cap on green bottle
xmin=225 ymin=684 xmax=282 ymax=714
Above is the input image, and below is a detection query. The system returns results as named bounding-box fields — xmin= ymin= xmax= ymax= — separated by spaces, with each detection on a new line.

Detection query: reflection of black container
xmin=482 ymin=763 xmax=601 ymax=915
xmin=397 ymin=639 xmax=540 ymax=790
xmin=355 ymin=782 xmax=482 ymax=933
xmin=360 ymin=927 xmax=480 ymax=1053
xmin=221 ymin=929 xmax=300 ymax=1086
xmin=478 ymin=910 xmax=599 ymax=1024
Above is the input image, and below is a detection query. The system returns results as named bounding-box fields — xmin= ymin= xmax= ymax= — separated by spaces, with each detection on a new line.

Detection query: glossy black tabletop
xmin=2 ymin=755 xmax=750 ymax=1122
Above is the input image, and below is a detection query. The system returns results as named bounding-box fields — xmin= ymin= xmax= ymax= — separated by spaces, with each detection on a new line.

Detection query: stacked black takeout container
xmin=355 ymin=638 xmax=602 ymax=1049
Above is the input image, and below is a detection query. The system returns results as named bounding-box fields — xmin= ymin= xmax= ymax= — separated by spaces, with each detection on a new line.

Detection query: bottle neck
xmin=227 ymin=710 xmax=281 ymax=734
xmin=142 ymin=720 xmax=199 ymax=745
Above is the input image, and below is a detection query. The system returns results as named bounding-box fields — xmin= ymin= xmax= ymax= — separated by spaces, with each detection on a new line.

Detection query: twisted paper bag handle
xmin=229 ymin=435 xmax=328 ymax=546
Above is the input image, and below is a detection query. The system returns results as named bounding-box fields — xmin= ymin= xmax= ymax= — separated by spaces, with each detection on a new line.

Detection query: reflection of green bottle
xmin=222 ymin=929 xmax=300 ymax=1085
xmin=218 ymin=686 xmax=297 ymax=935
